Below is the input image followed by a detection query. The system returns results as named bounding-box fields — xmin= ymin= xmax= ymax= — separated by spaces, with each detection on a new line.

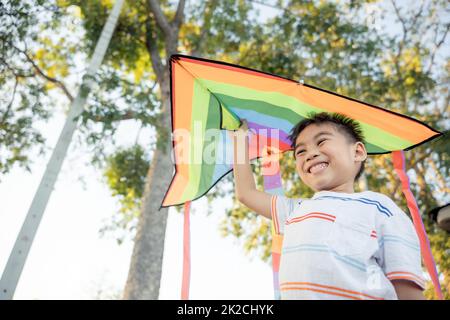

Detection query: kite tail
xmin=391 ymin=150 xmax=443 ymax=300
xmin=262 ymin=152 xmax=284 ymax=300
xmin=181 ymin=201 xmax=191 ymax=300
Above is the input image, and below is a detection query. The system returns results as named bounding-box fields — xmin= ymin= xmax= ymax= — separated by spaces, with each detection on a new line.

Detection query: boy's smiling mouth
xmin=307 ymin=162 xmax=329 ymax=174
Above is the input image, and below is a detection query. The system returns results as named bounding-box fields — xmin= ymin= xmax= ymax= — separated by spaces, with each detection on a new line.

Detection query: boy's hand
xmin=230 ymin=119 xmax=249 ymax=140
xmin=230 ymin=118 xmax=272 ymax=219
xmin=238 ymin=119 xmax=249 ymax=133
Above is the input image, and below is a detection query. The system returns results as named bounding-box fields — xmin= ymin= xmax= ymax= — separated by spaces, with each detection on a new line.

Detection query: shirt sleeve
xmin=270 ymin=195 xmax=296 ymax=235
xmin=378 ymin=202 xmax=426 ymax=291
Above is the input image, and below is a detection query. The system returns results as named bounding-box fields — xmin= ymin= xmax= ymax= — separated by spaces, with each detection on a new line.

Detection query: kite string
xmin=261 ymin=149 xmax=284 ymax=300
xmin=181 ymin=201 xmax=191 ymax=300
xmin=391 ymin=150 xmax=443 ymax=300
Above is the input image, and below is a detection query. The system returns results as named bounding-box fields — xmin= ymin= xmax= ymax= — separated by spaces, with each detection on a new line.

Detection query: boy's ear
xmin=354 ymin=141 xmax=367 ymax=162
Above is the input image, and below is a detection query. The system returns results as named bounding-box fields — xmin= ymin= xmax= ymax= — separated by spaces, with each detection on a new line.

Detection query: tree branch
xmin=409 ymin=149 xmax=431 ymax=169
xmin=190 ymin=0 xmax=219 ymax=56
xmin=1 ymin=75 xmax=19 ymax=124
xmin=0 ymin=56 xmax=34 ymax=78
xmin=427 ymin=157 xmax=450 ymax=194
xmin=147 ymin=0 xmax=172 ymax=37
xmin=85 ymin=109 xmax=139 ymax=123
xmin=425 ymin=22 xmax=450 ymax=76
xmin=144 ymin=17 xmax=165 ymax=81
xmin=172 ymin=0 xmax=186 ymax=28
xmin=390 ymin=0 xmax=408 ymax=48
xmin=410 ymin=0 xmax=425 ymax=30
xmin=13 ymin=45 xmax=74 ymax=102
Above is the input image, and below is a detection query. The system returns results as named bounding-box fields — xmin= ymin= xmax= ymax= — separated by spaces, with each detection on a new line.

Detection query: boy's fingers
xmin=240 ymin=119 xmax=248 ymax=130
xmin=228 ymin=119 xmax=249 ymax=139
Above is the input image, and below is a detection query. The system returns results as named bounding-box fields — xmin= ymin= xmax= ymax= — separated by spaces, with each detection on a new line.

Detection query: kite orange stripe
xmin=164 ymin=62 xmax=194 ymax=205
xmin=178 ymin=58 xmax=433 ymax=143
xmin=179 ymin=55 xmax=290 ymax=83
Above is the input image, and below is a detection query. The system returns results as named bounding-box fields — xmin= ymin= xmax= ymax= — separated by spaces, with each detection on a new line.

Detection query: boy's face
xmin=293 ymin=123 xmax=367 ymax=193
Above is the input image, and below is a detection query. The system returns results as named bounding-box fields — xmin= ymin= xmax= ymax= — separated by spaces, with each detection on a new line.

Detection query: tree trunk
xmin=123 ymin=75 xmax=173 ymax=299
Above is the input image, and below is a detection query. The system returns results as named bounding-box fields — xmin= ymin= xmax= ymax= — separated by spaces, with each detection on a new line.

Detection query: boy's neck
xmin=317 ymin=183 xmax=355 ymax=194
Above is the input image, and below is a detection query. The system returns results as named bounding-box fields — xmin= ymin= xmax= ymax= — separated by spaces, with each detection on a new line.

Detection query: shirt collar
xmin=312 ymin=190 xmax=369 ymax=199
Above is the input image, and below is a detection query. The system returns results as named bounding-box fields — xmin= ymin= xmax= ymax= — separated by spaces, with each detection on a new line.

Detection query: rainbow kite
xmin=161 ymin=54 xmax=443 ymax=300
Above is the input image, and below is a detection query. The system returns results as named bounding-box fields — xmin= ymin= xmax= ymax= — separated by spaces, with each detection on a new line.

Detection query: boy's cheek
xmin=296 ymin=163 xmax=305 ymax=177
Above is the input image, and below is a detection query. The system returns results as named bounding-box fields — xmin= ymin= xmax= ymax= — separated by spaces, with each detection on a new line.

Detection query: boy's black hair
xmin=288 ymin=112 xmax=366 ymax=181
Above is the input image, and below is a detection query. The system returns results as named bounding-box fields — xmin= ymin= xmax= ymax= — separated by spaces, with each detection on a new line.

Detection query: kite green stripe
xmin=181 ymin=80 xmax=211 ymax=201
xmin=364 ymin=142 xmax=388 ymax=153
xmin=216 ymin=93 xmax=301 ymax=125
xmin=199 ymin=96 xmax=222 ymax=196
xmin=199 ymin=79 xmax=413 ymax=151
xmin=217 ymin=92 xmax=409 ymax=151
xmin=221 ymin=101 xmax=241 ymax=129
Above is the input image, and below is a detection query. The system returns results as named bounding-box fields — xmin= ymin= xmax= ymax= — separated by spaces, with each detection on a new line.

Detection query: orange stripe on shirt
xmin=388 ymin=275 xmax=425 ymax=286
xmin=280 ymin=282 xmax=385 ymax=300
xmin=281 ymin=286 xmax=363 ymax=300
xmin=271 ymin=195 xmax=280 ymax=234
xmin=286 ymin=212 xmax=336 ymax=225
xmin=386 ymin=271 xmax=426 ymax=288
xmin=387 ymin=271 xmax=425 ymax=282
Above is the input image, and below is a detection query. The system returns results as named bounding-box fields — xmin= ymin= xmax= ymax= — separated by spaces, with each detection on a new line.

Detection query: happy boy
xmin=231 ymin=112 xmax=426 ymax=300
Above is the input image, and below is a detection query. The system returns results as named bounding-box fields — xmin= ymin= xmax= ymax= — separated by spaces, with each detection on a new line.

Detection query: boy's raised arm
xmin=231 ymin=120 xmax=272 ymax=219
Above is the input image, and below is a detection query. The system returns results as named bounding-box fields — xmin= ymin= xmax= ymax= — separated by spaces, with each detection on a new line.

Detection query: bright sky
xmin=0 ymin=107 xmax=276 ymax=299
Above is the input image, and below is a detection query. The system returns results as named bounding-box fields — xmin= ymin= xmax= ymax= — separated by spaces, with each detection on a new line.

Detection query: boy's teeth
xmin=310 ymin=162 xmax=328 ymax=174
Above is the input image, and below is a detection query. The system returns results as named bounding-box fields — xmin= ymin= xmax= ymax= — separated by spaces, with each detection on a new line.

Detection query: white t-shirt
xmin=271 ymin=190 xmax=426 ymax=300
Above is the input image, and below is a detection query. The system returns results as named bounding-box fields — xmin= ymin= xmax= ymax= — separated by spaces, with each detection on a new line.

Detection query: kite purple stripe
xmin=247 ymin=121 xmax=292 ymax=147
xmin=264 ymin=173 xmax=283 ymax=190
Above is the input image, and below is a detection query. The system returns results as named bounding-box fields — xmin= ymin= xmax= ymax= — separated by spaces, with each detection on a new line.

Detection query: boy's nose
xmin=306 ymin=151 xmax=320 ymax=162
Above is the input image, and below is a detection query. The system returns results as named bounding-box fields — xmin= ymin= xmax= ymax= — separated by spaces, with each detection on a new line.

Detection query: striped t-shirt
xmin=271 ymin=190 xmax=426 ymax=300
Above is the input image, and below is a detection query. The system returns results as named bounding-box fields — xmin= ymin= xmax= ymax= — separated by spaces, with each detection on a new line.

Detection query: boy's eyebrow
xmin=294 ymin=131 xmax=334 ymax=150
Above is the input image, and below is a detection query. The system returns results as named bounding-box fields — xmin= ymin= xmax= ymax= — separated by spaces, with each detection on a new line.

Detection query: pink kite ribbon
xmin=181 ymin=201 xmax=191 ymax=300
xmin=392 ymin=150 xmax=443 ymax=300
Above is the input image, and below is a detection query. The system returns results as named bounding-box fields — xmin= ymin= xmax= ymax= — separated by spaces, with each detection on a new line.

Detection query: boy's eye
xmin=295 ymin=139 xmax=327 ymax=156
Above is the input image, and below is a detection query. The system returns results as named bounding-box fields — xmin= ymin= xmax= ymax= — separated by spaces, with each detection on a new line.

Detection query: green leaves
xmin=101 ymin=144 xmax=150 ymax=244
xmin=0 ymin=0 xmax=74 ymax=176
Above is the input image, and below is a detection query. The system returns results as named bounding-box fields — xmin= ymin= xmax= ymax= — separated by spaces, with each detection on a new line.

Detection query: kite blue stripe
xmin=229 ymin=106 xmax=293 ymax=133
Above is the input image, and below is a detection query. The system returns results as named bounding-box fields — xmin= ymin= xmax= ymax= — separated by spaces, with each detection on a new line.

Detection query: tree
xmin=0 ymin=0 xmax=68 ymax=177
xmin=67 ymin=0 xmax=259 ymax=299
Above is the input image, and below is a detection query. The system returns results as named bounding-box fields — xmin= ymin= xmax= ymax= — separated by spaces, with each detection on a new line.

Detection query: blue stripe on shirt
xmin=282 ymin=244 xmax=367 ymax=272
xmin=314 ymin=196 xmax=393 ymax=217
xmin=378 ymin=235 xmax=420 ymax=252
